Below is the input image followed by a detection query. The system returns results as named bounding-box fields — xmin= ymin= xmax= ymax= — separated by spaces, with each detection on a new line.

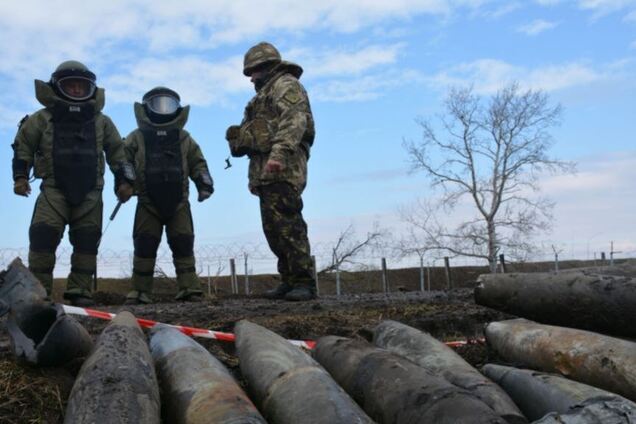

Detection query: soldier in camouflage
xmin=11 ymin=60 xmax=134 ymax=306
xmin=124 ymin=87 xmax=213 ymax=304
xmin=226 ymin=42 xmax=317 ymax=301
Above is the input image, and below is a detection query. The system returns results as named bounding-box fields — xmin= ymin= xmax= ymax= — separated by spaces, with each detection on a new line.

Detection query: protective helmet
xmin=50 ymin=60 xmax=97 ymax=102
xmin=142 ymin=86 xmax=181 ymax=124
xmin=243 ymin=42 xmax=281 ymax=76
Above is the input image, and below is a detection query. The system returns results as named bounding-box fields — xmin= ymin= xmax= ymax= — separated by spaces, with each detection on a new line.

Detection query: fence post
xmin=207 ymin=264 xmax=211 ymax=297
xmin=230 ymin=258 xmax=237 ymax=294
xmin=554 ymin=252 xmax=559 ymax=273
xmin=444 ymin=256 xmax=452 ymax=290
xmin=419 ymin=256 xmax=424 ymax=292
xmin=499 ymin=254 xmax=506 ymax=273
xmin=312 ymin=255 xmax=319 ymax=296
xmin=381 ymin=258 xmax=388 ymax=293
xmin=335 ymin=262 xmax=341 ymax=297
xmin=244 ymin=253 xmax=249 ymax=295
xmin=601 ymin=251 xmax=606 ymax=265
xmin=427 ymin=265 xmax=432 ymax=291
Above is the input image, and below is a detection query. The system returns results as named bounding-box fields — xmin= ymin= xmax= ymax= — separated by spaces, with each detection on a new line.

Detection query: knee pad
xmin=167 ymin=234 xmax=194 ymax=258
xmin=134 ymin=233 xmax=160 ymax=258
xmin=29 ymin=223 xmax=62 ymax=253
xmin=69 ymin=226 xmax=101 ymax=255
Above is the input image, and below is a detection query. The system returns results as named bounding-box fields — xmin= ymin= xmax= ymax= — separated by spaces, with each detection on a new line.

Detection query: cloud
xmin=429 ymin=59 xmax=610 ymax=94
xmin=576 ymin=0 xmax=636 ymax=19
xmin=517 ymin=19 xmax=559 ymax=35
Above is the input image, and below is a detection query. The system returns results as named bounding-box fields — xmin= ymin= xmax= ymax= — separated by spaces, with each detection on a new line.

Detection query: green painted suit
xmin=11 ymin=80 xmax=128 ymax=296
xmin=228 ymin=62 xmax=316 ymax=288
xmin=125 ymin=103 xmax=212 ymax=297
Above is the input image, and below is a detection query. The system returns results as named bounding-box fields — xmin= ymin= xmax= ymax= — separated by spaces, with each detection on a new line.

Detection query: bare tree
xmin=320 ymin=223 xmax=385 ymax=274
xmin=404 ymin=83 xmax=574 ymax=272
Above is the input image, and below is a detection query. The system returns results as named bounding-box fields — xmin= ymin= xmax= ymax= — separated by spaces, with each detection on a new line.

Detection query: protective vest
xmin=142 ymin=129 xmax=183 ymax=221
xmin=51 ymin=102 xmax=97 ymax=206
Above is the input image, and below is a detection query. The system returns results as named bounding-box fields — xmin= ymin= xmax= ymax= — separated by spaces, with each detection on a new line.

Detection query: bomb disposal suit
xmin=11 ymin=60 xmax=134 ymax=305
xmin=124 ymin=87 xmax=213 ymax=304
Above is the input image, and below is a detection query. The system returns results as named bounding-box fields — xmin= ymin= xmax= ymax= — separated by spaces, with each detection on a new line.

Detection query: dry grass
xmin=0 ymin=355 xmax=70 ymax=424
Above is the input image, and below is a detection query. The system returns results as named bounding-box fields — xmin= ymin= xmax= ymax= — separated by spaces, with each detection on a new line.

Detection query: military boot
xmin=175 ymin=288 xmax=203 ymax=302
xmin=63 ymin=291 xmax=95 ymax=307
xmin=284 ymin=285 xmax=317 ymax=302
xmin=124 ymin=290 xmax=152 ymax=305
xmin=263 ymin=282 xmax=293 ymax=300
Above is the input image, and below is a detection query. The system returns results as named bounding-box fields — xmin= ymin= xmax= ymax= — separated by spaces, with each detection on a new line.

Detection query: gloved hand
xmin=197 ymin=188 xmax=213 ymax=202
xmin=13 ymin=177 xmax=31 ymax=197
xmin=264 ymin=159 xmax=284 ymax=173
xmin=225 ymin=125 xmax=241 ymax=141
xmin=116 ymin=183 xmax=134 ymax=203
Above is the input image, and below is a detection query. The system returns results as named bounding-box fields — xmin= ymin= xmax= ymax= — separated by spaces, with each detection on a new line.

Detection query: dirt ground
xmin=0 ymin=287 xmax=513 ymax=423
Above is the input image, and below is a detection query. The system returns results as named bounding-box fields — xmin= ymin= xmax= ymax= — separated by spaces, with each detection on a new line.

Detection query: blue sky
xmin=0 ymin=0 xmax=635 ymax=274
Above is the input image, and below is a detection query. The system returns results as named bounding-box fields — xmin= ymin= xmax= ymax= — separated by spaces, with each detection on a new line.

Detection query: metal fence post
xmin=499 ymin=254 xmax=506 ymax=273
xmin=444 ymin=256 xmax=452 ymax=290
xmin=230 ymin=258 xmax=237 ymax=294
xmin=244 ymin=253 xmax=249 ymax=295
xmin=419 ymin=256 xmax=424 ymax=292
xmin=207 ymin=264 xmax=211 ymax=297
xmin=335 ymin=262 xmax=341 ymax=297
xmin=312 ymin=255 xmax=319 ymax=296
xmin=381 ymin=258 xmax=388 ymax=293
xmin=427 ymin=265 xmax=431 ymax=291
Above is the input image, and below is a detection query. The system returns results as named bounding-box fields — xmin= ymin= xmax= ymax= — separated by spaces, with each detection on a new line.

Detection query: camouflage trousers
xmin=28 ymin=186 xmax=102 ymax=297
xmin=131 ymin=200 xmax=201 ymax=295
xmin=258 ymin=182 xmax=315 ymax=287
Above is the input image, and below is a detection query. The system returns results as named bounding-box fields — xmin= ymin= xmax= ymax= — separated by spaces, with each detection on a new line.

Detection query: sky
xmin=0 ymin=0 xmax=634 ymax=275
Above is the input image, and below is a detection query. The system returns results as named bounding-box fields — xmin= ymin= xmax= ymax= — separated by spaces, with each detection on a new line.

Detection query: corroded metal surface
xmin=374 ymin=320 xmax=526 ymax=424
xmin=150 ymin=325 xmax=266 ymax=424
xmin=483 ymin=363 xmax=636 ymax=423
xmin=235 ymin=320 xmax=372 ymax=424
xmin=314 ymin=335 xmax=507 ymax=424
xmin=64 ymin=311 xmax=160 ymax=424
xmin=485 ymin=319 xmax=636 ymax=402
xmin=0 ymin=257 xmax=47 ymax=317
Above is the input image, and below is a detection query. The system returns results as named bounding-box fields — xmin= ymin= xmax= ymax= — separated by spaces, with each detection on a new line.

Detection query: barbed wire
xmin=0 ymin=239 xmax=631 ymax=278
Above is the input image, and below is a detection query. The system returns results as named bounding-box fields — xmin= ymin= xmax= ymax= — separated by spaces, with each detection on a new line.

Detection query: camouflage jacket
xmin=229 ymin=62 xmax=315 ymax=194
xmin=11 ymin=80 xmax=127 ymax=190
xmin=124 ymin=103 xmax=212 ymax=212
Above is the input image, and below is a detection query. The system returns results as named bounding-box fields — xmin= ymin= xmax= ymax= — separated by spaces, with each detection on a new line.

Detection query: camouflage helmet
xmin=50 ymin=60 xmax=96 ymax=101
xmin=243 ymin=42 xmax=281 ymax=76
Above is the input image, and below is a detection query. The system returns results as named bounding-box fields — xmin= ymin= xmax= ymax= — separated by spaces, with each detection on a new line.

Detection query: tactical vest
xmin=142 ymin=129 xmax=183 ymax=221
xmin=51 ymin=103 xmax=97 ymax=206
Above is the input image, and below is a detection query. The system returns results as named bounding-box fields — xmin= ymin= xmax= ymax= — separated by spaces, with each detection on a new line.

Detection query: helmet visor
xmin=56 ymin=76 xmax=96 ymax=101
xmin=144 ymin=94 xmax=180 ymax=115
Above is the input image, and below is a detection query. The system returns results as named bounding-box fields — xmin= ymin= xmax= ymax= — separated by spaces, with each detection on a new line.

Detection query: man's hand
xmin=13 ymin=177 xmax=31 ymax=197
xmin=116 ymin=183 xmax=134 ymax=203
xmin=197 ymin=188 xmax=213 ymax=202
xmin=264 ymin=159 xmax=284 ymax=173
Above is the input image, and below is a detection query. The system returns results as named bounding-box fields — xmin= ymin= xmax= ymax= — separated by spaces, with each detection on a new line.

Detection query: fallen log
xmin=64 ymin=311 xmax=160 ymax=424
xmin=314 ymin=335 xmax=508 ymax=424
xmin=474 ymin=272 xmax=636 ymax=338
xmin=373 ymin=320 xmax=526 ymax=424
xmin=482 ymin=363 xmax=636 ymax=423
xmin=149 ymin=325 xmax=266 ymax=424
xmin=235 ymin=320 xmax=372 ymax=424
xmin=485 ymin=319 xmax=636 ymax=402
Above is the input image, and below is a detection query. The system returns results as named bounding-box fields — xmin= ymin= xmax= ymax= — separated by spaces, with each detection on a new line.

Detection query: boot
xmin=124 ymin=290 xmax=152 ymax=305
xmin=263 ymin=282 xmax=293 ymax=300
xmin=285 ymin=285 xmax=317 ymax=301
xmin=175 ymin=289 xmax=203 ymax=302
xmin=63 ymin=289 xmax=95 ymax=307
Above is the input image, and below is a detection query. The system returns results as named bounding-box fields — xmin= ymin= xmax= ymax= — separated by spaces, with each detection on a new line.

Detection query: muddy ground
xmin=0 ymin=286 xmax=515 ymax=423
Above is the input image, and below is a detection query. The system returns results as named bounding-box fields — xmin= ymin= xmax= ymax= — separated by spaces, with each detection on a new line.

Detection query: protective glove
xmin=116 ymin=183 xmax=134 ymax=203
xmin=13 ymin=177 xmax=31 ymax=197
xmin=197 ymin=188 xmax=213 ymax=202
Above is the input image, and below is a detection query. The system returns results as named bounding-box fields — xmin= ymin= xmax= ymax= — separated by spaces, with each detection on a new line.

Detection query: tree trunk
xmin=487 ymin=220 xmax=497 ymax=273
xmin=474 ymin=271 xmax=636 ymax=338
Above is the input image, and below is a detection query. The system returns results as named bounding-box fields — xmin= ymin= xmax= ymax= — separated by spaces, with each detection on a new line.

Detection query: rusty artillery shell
xmin=482 ymin=363 xmax=636 ymax=423
xmin=314 ymin=335 xmax=508 ymax=424
xmin=235 ymin=320 xmax=373 ymax=424
xmin=149 ymin=325 xmax=266 ymax=424
xmin=474 ymin=272 xmax=636 ymax=338
xmin=373 ymin=320 xmax=526 ymax=424
xmin=485 ymin=319 xmax=636 ymax=402
xmin=0 ymin=257 xmax=47 ymax=316
xmin=64 ymin=311 xmax=160 ymax=424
